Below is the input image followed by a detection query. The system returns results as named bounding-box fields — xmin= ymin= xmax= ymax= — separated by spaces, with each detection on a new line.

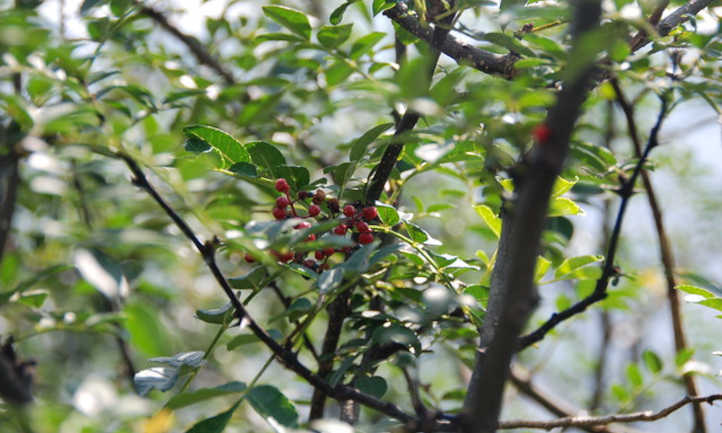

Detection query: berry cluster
xmin=245 ymin=178 xmax=379 ymax=270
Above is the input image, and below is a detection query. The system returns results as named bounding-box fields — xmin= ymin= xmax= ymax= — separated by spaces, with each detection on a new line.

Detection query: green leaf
xmin=373 ymin=0 xmax=395 ymax=15
xmin=355 ymin=375 xmax=387 ymax=399
xmin=80 ymin=0 xmax=106 ymax=14
xmin=474 ymin=205 xmax=501 ymax=238
xmin=535 ymin=256 xmax=551 ymax=282
xmin=329 ymin=1 xmax=356 ymax=25
xmin=124 ymin=302 xmax=172 ymax=357
xmin=551 ymin=176 xmax=578 ymax=198
xmin=150 ymin=351 xmax=205 ymax=368
xmin=698 ymin=298 xmax=722 ymax=312
xmin=548 ymin=197 xmax=584 ymax=217
xmin=376 ymin=203 xmax=400 ymax=226
xmin=246 ymin=141 xmax=286 ymax=177
xmin=570 ymin=141 xmax=617 ymax=173
xmin=626 ymin=363 xmax=643 ymax=388
xmin=676 ymin=284 xmax=716 ymax=299
xmin=324 ymin=61 xmax=354 ymax=86
xmin=195 ymin=303 xmax=234 ymax=324
xmin=350 ymin=123 xmax=393 ymax=161
xmin=226 ymin=334 xmax=260 ymax=351
xmin=349 ymin=32 xmax=386 ymax=59
xmin=372 ymin=323 xmax=421 ymax=354
xmin=134 ymin=367 xmax=178 ymax=396
xmin=483 ymin=32 xmax=535 ymax=57
xmin=186 ymin=400 xmax=241 ymax=433
xmin=0 ymin=94 xmax=33 ymax=131
xmin=318 ymin=267 xmax=344 ymax=293
xmin=166 ymin=381 xmax=246 ymax=410
xmin=675 ymin=348 xmax=695 ymax=367
xmin=642 ymin=350 xmax=663 ymax=374
xmin=262 ymin=6 xmax=311 ymax=40
xmin=228 ymin=266 xmax=267 ymax=290
xmin=317 ymin=24 xmax=353 ymax=48
xmin=184 ymin=125 xmax=250 ymax=166
xmin=404 ymin=222 xmax=429 ymax=243
xmin=229 ymin=162 xmax=258 ymax=177
xmin=554 ymin=255 xmax=603 ymax=280
xmin=247 ymin=385 xmax=299 ymax=427
xmin=275 ymin=166 xmax=310 ymax=190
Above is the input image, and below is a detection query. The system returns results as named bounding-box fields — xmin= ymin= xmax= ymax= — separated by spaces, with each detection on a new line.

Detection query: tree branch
xmin=136 ymin=3 xmax=235 ymax=85
xmin=498 ymin=394 xmax=722 ymax=430
xmin=517 ymin=95 xmax=669 ymax=350
xmin=610 ymin=79 xmax=706 ymax=433
xmin=111 ymin=151 xmax=427 ymax=426
xmin=461 ymin=1 xmax=603 ymax=431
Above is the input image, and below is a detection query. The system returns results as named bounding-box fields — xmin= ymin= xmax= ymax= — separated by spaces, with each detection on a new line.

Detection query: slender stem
xmin=178 ymin=322 xmax=229 ymax=393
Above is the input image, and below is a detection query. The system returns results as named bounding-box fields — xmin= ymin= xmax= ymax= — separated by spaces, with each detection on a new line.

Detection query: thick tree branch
xmin=611 ymin=79 xmax=706 ymax=433
xmin=498 ymin=394 xmax=722 ymax=430
xmin=461 ymin=1 xmax=603 ymax=431
xmin=137 ymin=4 xmax=236 ymax=84
xmin=517 ymin=96 xmax=668 ymax=350
xmin=111 ymin=151 xmax=430 ymax=426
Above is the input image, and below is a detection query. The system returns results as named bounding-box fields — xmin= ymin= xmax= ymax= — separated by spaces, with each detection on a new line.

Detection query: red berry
xmin=272 ymin=206 xmax=286 ymax=220
xmin=343 ymin=205 xmax=356 ymax=217
xmin=312 ymin=189 xmax=326 ymax=204
xmin=281 ymin=251 xmax=294 ymax=262
xmin=315 ymin=250 xmax=325 ymax=260
xmin=298 ymin=191 xmax=310 ymax=200
xmin=304 ymin=259 xmax=316 ymax=268
xmin=295 ymin=221 xmax=312 ymax=230
xmin=244 ymin=253 xmax=255 ymax=263
xmin=275 ymin=178 xmax=290 ymax=193
xmin=276 ymin=196 xmax=290 ymax=208
xmin=334 ymin=224 xmax=347 ymax=235
xmin=362 ymin=206 xmax=378 ymax=221
xmin=355 ymin=221 xmax=370 ymax=233
xmin=532 ymin=124 xmax=552 ymax=144
xmin=342 ymin=246 xmax=353 ymax=254
xmin=308 ymin=204 xmax=321 ymax=217
xmin=323 ymin=247 xmax=335 ymax=257
xmin=359 ymin=232 xmax=374 ymax=244
xmin=306 ymin=233 xmax=316 ymax=241
xmin=327 ymin=198 xmax=340 ymax=213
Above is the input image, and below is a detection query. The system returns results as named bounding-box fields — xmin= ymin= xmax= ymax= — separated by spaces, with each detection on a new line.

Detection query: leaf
xmin=675 ymin=348 xmax=695 ymax=367
xmin=626 ymin=363 xmax=643 ymax=388
xmin=134 ymin=367 xmax=179 ymax=396
xmin=474 ymin=205 xmax=501 ymax=238
xmin=329 ymin=1 xmax=356 ymax=25
xmin=246 ymin=141 xmax=286 ymax=177
xmin=80 ymin=0 xmax=106 ymax=14
xmin=262 ymin=6 xmax=311 ymax=40
xmin=195 ymin=303 xmax=234 ymax=324
xmin=372 ymin=323 xmax=421 ymax=354
xmin=247 ymin=385 xmax=299 ymax=427
xmin=349 ymin=32 xmax=386 ymax=59
xmin=355 ymin=375 xmax=387 ymax=399
xmin=373 ymin=0 xmax=395 ymax=15
xmin=318 ymin=267 xmax=344 ymax=293
xmin=483 ymin=32 xmax=535 ymax=57
xmin=125 ymin=302 xmax=172 ymax=357
xmin=166 ymin=382 xmax=247 ymax=410
xmin=697 ymin=298 xmax=722 ymax=312
xmin=642 ymin=350 xmax=663 ymax=374
xmin=226 ymin=334 xmax=260 ymax=351
xmin=554 ymin=255 xmax=603 ymax=280
xmin=184 ymin=125 xmax=250 ymax=166
xmin=376 ymin=203 xmax=400 ymax=226
xmin=150 ymin=351 xmax=205 ymax=368
xmin=228 ymin=266 xmax=267 ymax=290
xmin=229 ymin=162 xmax=258 ymax=177
xmin=324 ymin=61 xmax=354 ymax=86
xmin=551 ymin=176 xmax=578 ymax=198
xmin=350 ymin=123 xmax=393 ymax=161
xmin=535 ymin=256 xmax=551 ymax=282
xmin=274 ymin=166 xmax=310 ymax=191
xmin=548 ymin=197 xmax=584 ymax=217
xmin=676 ymin=284 xmax=716 ymax=299
xmin=73 ymin=248 xmax=129 ymax=301
xmin=317 ymin=24 xmax=353 ymax=48
xmin=185 ymin=400 xmax=241 ymax=433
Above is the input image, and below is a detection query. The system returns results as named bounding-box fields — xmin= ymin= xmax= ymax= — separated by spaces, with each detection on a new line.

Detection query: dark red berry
xmin=355 ymin=221 xmax=370 ymax=233
xmin=306 ymin=233 xmax=316 ymax=241
xmin=315 ymin=250 xmax=325 ymax=260
xmin=281 ymin=251 xmax=294 ymax=262
xmin=342 ymin=246 xmax=353 ymax=254
xmin=244 ymin=253 xmax=255 ymax=263
xmin=362 ymin=206 xmax=378 ymax=221
xmin=295 ymin=221 xmax=312 ymax=230
xmin=359 ymin=232 xmax=374 ymax=244
xmin=272 ymin=206 xmax=286 ymax=220
xmin=343 ymin=205 xmax=356 ymax=217
xmin=312 ymin=189 xmax=326 ymax=204
xmin=294 ymin=252 xmax=305 ymax=262
xmin=275 ymin=178 xmax=290 ymax=193
xmin=334 ymin=224 xmax=347 ymax=235
xmin=532 ymin=124 xmax=552 ymax=144
xmin=308 ymin=204 xmax=321 ymax=217
xmin=276 ymin=196 xmax=290 ymax=208
xmin=327 ymin=198 xmax=340 ymax=213
xmin=323 ymin=247 xmax=335 ymax=257
xmin=304 ymin=259 xmax=316 ymax=268
xmin=298 ymin=191 xmax=309 ymax=200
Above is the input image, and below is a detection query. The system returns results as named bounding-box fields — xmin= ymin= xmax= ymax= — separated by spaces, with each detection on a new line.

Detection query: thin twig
xmin=517 ymin=96 xmax=669 ymax=350
xmin=498 ymin=394 xmax=722 ymax=430
xmin=611 ymin=78 xmax=706 ymax=433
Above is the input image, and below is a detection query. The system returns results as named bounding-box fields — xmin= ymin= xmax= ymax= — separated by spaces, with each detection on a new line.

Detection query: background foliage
xmin=1 ymin=0 xmax=722 ymax=432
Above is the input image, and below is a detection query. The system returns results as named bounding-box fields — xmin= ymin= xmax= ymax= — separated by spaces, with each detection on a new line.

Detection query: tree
xmin=1 ymin=0 xmax=721 ymax=432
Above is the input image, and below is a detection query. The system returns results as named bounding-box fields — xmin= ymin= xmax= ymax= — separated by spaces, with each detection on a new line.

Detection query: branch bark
xmin=611 ymin=79 xmax=706 ymax=433
xmin=460 ymin=1 xmax=603 ymax=431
